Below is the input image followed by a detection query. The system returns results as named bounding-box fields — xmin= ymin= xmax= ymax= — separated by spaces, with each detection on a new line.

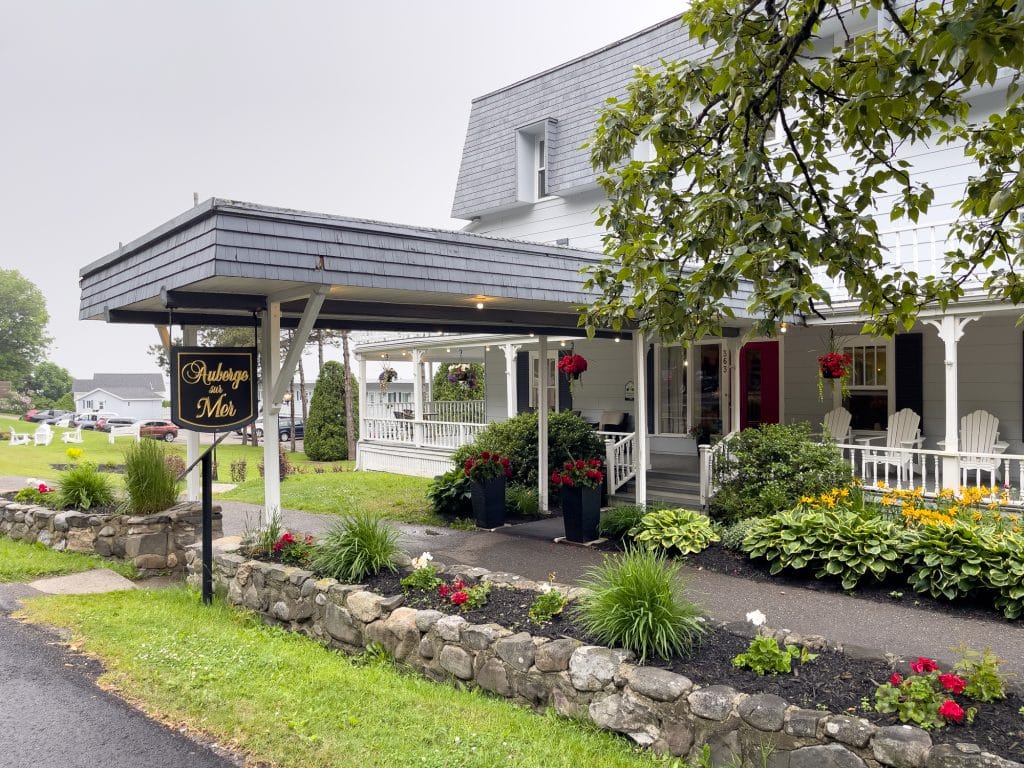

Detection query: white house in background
xmin=72 ymin=373 xmax=166 ymax=421
xmin=352 ymin=12 xmax=1024 ymax=508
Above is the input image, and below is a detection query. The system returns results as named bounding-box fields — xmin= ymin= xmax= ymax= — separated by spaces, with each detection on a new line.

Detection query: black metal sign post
xmin=202 ymin=450 xmax=213 ymax=605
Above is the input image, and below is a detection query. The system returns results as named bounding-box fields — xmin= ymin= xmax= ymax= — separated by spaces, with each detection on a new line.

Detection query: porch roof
xmin=79 ymin=198 xmax=631 ymax=337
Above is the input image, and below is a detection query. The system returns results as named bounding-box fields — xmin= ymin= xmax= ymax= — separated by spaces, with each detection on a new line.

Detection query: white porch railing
xmin=698 ymin=431 xmax=737 ymax=507
xmin=362 ymin=400 xmax=486 ymax=423
xmin=362 ymin=418 xmax=486 ymax=450
xmin=599 ymin=431 xmax=636 ymax=495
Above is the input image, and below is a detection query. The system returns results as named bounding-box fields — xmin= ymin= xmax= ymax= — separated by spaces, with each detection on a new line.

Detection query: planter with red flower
xmin=557 ymin=352 xmax=588 ymax=392
xmin=463 ymin=452 xmax=512 ymax=528
xmin=817 ymin=331 xmax=853 ymax=400
xmin=551 ymin=458 xmax=604 ymax=542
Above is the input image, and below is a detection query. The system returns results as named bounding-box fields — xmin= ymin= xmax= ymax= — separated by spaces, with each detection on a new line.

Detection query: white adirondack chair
xmin=857 ymin=408 xmax=922 ymax=485
xmin=820 ymin=407 xmax=852 ymax=443
xmin=33 ymin=424 xmax=54 ymax=447
xmin=958 ymin=409 xmax=1001 ymax=485
xmin=62 ymin=426 xmax=84 ymax=444
xmin=8 ymin=429 xmax=29 ymax=446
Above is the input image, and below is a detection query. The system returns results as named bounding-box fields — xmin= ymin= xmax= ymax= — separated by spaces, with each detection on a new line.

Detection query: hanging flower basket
xmin=816 ymin=350 xmax=852 ymax=400
xmin=378 ymin=367 xmax=398 ymax=392
xmin=557 ymin=353 xmax=588 ymax=381
xmin=447 ymin=363 xmax=478 ymax=390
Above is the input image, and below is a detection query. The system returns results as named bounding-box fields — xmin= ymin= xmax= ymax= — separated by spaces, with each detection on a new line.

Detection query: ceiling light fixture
xmin=476 ymin=302 xmax=484 ymax=310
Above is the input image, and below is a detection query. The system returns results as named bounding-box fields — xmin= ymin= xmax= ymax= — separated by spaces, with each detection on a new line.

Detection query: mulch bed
xmin=361 ymin=568 xmax=1024 ymax=761
xmin=49 ymin=463 xmax=125 ymax=474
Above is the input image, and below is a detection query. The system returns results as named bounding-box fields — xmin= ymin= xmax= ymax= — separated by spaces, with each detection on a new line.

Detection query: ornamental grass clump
xmin=310 ymin=514 xmax=399 ymax=582
xmin=121 ymin=439 xmax=181 ymax=514
xmin=56 ymin=464 xmax=115 ymax=511
xmin=576 ymin=548 xmax=706 ymax=662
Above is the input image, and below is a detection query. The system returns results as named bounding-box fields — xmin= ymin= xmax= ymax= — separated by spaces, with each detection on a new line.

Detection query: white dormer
xmin=516 ymin=119 xmax=557 ymax=204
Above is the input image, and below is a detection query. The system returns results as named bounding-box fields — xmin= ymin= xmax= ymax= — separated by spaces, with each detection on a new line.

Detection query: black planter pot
xmin=820 ymin=369 xmax=840 ymax=379
xmin=471 ymin=475 xmax=507 ymax=529
xmin=560 ymin=485 xmax=601 ymax=543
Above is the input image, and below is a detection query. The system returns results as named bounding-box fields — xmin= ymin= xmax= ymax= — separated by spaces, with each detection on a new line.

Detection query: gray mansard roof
xmin=452 ymin=15 xmax=700 ymax=220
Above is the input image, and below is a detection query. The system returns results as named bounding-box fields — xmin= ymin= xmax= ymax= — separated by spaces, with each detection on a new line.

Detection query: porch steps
xmin=612 ymin=469 xmax=703 ymax=510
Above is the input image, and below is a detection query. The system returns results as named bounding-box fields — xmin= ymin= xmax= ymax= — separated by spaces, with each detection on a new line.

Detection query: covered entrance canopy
xmin=79 ymin=198 xmax=648 ymax=519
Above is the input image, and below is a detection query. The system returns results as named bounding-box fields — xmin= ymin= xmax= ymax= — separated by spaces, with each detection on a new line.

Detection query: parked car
xmin=23 ymin=409 xmax=39 ymax=422
xmin=236 ymin=416 xmax=304 ymax=441
xmin=137 ymin=419 xmax=179 ymax=442
xmin=97 ymin=416 xmax=136 ymax=432
xmin=73 ymin=411 xmax=119 ymax=430
xmin=27 ymin=409 xmax=69 ymax=423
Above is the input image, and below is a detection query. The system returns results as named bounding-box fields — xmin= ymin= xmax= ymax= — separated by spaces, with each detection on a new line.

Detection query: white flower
xmin=539 ymin=582 xmax=553 ymax=594
xmin=411 ymin=552 xmax=433 ymax=570
xmin=25 ymin=478 xmax=39 ymax=487
xmin=746 ymin=609 xmax=767 ymax=627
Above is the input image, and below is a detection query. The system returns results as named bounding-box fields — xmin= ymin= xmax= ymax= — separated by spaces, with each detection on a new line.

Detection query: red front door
xmin=739 ymin=341 xmax=780 ymax=430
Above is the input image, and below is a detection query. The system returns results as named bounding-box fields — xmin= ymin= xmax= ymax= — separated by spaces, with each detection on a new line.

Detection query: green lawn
xmin=0 ymin=538 xmax=137 ymax=582
xmin=19 ymin=588 xmax=666 ymax=768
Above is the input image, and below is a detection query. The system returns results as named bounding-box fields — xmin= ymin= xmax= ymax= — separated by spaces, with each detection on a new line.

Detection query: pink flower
xmin=889 ymin=673 xmax=902 ymax=686
xmin=937 ymin=699 xmax=964 ymax=723
xmin=909 ymin=657 xmax=938 ymax=674
xmin=939 ymin=674 xmax=967 ymax=694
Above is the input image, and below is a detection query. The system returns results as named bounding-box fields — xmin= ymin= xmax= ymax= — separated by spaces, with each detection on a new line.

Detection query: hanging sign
xmin=170 ymin=347 xmax=257 ymax=432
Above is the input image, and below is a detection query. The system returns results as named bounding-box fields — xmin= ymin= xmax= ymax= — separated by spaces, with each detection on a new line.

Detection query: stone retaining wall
xmin=0 ymin=499 xmax=222 ymax=572
xmin=190 ymin=549 xmax=1021 ymax=768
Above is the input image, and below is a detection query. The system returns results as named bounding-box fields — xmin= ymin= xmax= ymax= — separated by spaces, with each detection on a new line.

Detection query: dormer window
xmin=516 ymin=118 xmax=556 ymax=203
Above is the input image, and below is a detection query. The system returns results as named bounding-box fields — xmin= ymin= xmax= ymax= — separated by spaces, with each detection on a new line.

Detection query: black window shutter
xmin=894 ymin=333 xmax=923 ymax=420
xmin=557 ymin=351 xmax=573 ymax=411
xmin=646 ymin=345 xmax=655 ymax=432
xmin=516 ymin=351 xmax=530 ymax=413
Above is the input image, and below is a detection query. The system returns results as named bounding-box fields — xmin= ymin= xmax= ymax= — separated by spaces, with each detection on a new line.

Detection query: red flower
xmin=561 ymin=474 xmax=575 ymax=487
xmin=464 ymin=459 xmax=474 ymax=469
xmin=550 ymin=471 xmax=562 ymax=485
xmin=939 ymin=674 xmax=967 ymax=694
xmin=575 ymin=460 xmax=585 ymax=470
xmin=37 ymin=483 xmax=49 ymax=493
xmin=937 ymin=699 xmax=964 ymax=723
xmin=910 ymin=657 xmax=939 ymax=674
xmin=589 ymin=459 xmax=601 ymax=467
xmin=586 ymin=469 xmax=599 ymax=480
xmin=463 ymin=468 xmax=470 ymax=476
xmin=439 ymin=584 xmax=450 ymax=598
xmin=564 ymin=461 xmax=573 ymax=470
xmin=481 ymin=451 xmax=490 ymax=460
xmin=450 ymin=591 xmax=468 ymax=605
xmin=453 ymin=580 xmax=464 ymax=590
xmin=889 ymin=673 xmax=902 ymax=686
xmin=499 ymin=458 xmax=510 ymax=467
xmin=505 ymin=468 xmax=512 ymax=477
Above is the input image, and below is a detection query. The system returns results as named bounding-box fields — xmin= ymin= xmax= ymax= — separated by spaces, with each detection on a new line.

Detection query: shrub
xmin=257 ymin=446 xmax=293 ymax=480
xmin=230 ymin=459 xmax=248 ymax=483
xmin=732 ymin=635 xmax=816 ymax=675
xmin=506 ymin=485 xmax=540 ymax=517
xmin=427 ymin=468 xmax=472 ymax=517
xmin=310 ymin=515 xmax=399 ymax=582
xmin=598 ymin=504 xmax=655 ymax=539
xmin=719 ymin=517 xmax=758 ymax=551
xmin=305 ymin=361 xmax=358 ymax=461
xmin=575 ymin=548 xmax=706 ymax=662
xmin=164 ymin=452 xmax=186 ymax=479
xmin=710 ymin=423 xmax=852 ymax=522
xmin=451 ymin=410 xmax=604 ymax=487
xmin=628 ymin=508 xmax=720 ymax=555
xmin=55 ymin=464 xmax=115 ymax=511
xmin=122 ymin=439 xmax=181 ymax=514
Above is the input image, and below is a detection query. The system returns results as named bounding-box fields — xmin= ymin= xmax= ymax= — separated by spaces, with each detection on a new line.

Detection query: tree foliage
xmin=28 ymin=361 xmax=72 ymax=402
xmin=585 ymin=0 xmax=1024 ymax=342
xmin=431 ymin=362 xmax=486 ymax=402
xmin=0 ymin=270 xmax=51 ymax=387
xmin=304 ymin=361 xmax=358 ymax=461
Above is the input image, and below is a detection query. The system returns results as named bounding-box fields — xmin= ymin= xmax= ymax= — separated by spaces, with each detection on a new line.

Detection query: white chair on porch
xmin=856 ymin=408 xmax=922 ymax=485
xmin=957 ymin=409 xmax=1003 ymax=486
xmin=33 ymin=424 xmax=54 ymax=447
xmin=819 ymin=407 xmax=852 ymax=443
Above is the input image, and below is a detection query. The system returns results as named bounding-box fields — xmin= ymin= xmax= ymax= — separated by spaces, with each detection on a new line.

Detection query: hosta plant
xmin=904 ymin=520 xmax=1005 ymax=602
xmin=628 ymin=508 xmax=720 ymax=555
xmin=984 ymin=530 xmax=1024 ymax=619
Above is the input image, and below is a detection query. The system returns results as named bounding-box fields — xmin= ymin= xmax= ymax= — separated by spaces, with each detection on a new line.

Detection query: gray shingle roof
xmin=74 ymin=373 xmax=166 ymax=399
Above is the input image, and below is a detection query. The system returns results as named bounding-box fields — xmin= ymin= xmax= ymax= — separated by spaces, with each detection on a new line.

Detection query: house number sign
xmin=170 ymin=347 xmax=257 ymax=432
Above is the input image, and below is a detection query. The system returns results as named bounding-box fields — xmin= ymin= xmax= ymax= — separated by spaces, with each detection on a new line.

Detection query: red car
xmin=138 ymin=419 xmax=179 ymax=442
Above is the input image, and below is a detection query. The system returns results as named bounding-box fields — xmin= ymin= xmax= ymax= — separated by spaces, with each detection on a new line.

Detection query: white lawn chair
xmin=856 ymin=408 xmax=922 ymax=485
xmin=819 ymin=407 xmax=852 ymax=443
xmin=8 ymin=429 xmax=29 ymax=446
xmin=33 ymin=424 xmax=54 ymax=447
xmin=61 ymin=426 xmax=84 ymax=444
xmin=958 ymin=409 xmax=1002 ymax=486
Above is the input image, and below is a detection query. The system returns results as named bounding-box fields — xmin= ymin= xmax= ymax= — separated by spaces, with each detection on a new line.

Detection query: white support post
xmin=923 ymin=315 xmax=978 ymax=491
xmin=262 ymin=303 xmax=282 ymax=524
xmin=504 ymin=343 xmax=519 ymax=419
xmin=356 ymin=354 xmax=367 ymax=470
xmin=633 ymin=331 xmax=648 ymax=506
xmin=537 ymin=335 xmax=549 ymax=512
xmin=412 ymin=349 xmax=424 ymax=447
xmin=182 ymin=326 xmax=201 ymax=502
xmin=727 ymin=338 xmax=742 ymax=433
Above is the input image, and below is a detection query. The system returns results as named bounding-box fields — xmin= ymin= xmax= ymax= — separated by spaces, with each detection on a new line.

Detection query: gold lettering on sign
xmin=195 ymin=394 xmax=237 ymax=419
xmin=180 ymin=360 xmax=251 ymax=390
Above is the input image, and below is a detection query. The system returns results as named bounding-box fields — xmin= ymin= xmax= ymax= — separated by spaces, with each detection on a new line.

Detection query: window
xmin=658 ymin=345 xmax=688 ymax=434
xmin=529 ymin=352 xmax=558 ymax=411
xmin=516 ymin=119 xmax=556 ymax=203
xmin=843 ymin=342 xmax=889 ymax=430
xmin=535 ymin=137 xmax=547 ymax=198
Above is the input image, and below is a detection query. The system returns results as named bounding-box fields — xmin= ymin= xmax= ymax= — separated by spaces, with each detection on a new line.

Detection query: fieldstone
xmin=927 ymin=744 xmax=1022 ymax=768
xmin=663 ymin=720 xmax=695 ymax=757
xmin=299 ymin=579 xmax=316 ymax=598
xmin=625 ymin=666 xmax=692 ymax=702
xmin=438 ymin=645 xmax=474 ymax=680
xmin=824 ymin=715 xmax=878 ymax=748
xmin=871 ymin=725 xmax=932 ymax=768
xmin=125 ymin=532 xmax=169 ymax=558
xmin=314 ymin=593 xmax=327 ymax=606
xmin=270 ymin=601 xmax=292 ymax=622
xmin=569 ymin=646 xmax=633 ymax=692
xmin=513 ymin=671 xmax=550 ymax=705
xmin=347 ymin=591 xmax=384 ymax=623
xmin=166 ymin=552 xmax=178 ymax=569
xmin=415 ymin=609 xmax=445 ymax=632
xmin=36 ymin=530 xmax=52 ymax=547
xmin=739 ymin=693 xmax=788 ymax=732
xmin=227 ymin=579 xmax=244 ymax=606
xmin=324 ymin=603 xmax=363 ymax=645
xmin=434 ymin=615 xmax=467 ymax=642
xmin=417 ymin=635 xmax=437 ymax=659
xmin=786 ymin=708 xmax=826 ymax=738
xmin=379 ymin=594 xmax=405 ymax=612
xmin=687 ymin=685 xmax=741 ymax=721
xmin=476 ymin=657 xmax=513 ymax=697
xmin=589 ymin=691 xmax=659 ymax=741
xmin=689 ymin=726 xmax=741 ymax=766
xmin=462 ymin=623 xmax=507 ymax=651
xmin=791 ymin=744 xmax=866 ymax=768
xmin=65 ymin=529 xmax=95 ymax=553
xmin=134 ymin=554 xmax=168 ymax=570
xmin=494 ymin=632 xmax=535 ymax=672
xmin=288 ymin=568 xmax=314 ymax=586
xmin=535 ymin=638 xmax=581 ymax=672
xmin=97 ymin=525 xmax=116 ymax=537
xmin=93 ymin=537 xmax=113 ymax=557
xmin=382 ymin=607 xmax=422 ymax=660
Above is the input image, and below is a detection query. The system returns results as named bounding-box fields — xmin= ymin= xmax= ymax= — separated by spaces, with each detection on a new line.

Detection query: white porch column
xmin=537 ymin=335 xmax=549 ymax=512
xmin=262 ymin=303 xmax=282 ymax=524
xmin=633 ymin=331 xmax=648 ymax=505
xmin=356 ymin=354 xmax=367 ymax=470
xmin=503 ymin=343 xmax=519 ymax=419
xmin=726 ymin=337 xmax=742 ymax=433
xmin=182 ymin=326 xmax=200 ymax=502
xmin=412 ymin=349 xmax=424 ymax=447
xmin=923 ymin=315 xmax=979 ymax=491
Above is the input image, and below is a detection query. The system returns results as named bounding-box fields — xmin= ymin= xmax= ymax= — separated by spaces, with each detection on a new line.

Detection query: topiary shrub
xmin=710 ymin=423 xmax=852 ymax=522
xmin=452 ymin=410 xmax=603 ymax=487
xmin=305 ymin=361 xmax=357 ymax=461
xmin=122 ymin=439 xmax=181 ymax=514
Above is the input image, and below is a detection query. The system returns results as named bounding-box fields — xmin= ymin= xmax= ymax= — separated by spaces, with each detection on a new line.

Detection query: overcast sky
xmin=0 ymin=1 xmax=682 ymax=380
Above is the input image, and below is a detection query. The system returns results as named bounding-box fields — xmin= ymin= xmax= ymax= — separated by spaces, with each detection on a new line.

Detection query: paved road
xmin=0 ymin=589 xmax=239 ymax=768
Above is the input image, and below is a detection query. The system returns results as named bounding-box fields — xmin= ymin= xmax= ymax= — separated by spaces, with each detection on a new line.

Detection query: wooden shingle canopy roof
xmin=79 ymin=198 xmax=626 ymax=337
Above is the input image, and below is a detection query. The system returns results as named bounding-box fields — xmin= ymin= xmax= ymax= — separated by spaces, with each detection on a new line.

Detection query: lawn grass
xmin=19 ymin=588 xmax=666 ymax=768
xmin=0 ymin=537 xmax=137 ymax=582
